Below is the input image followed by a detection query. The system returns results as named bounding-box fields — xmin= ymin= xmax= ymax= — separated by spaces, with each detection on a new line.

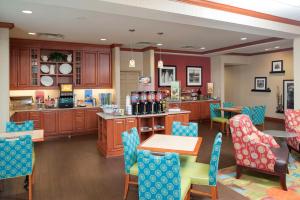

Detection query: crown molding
xmin=228 ymin=47 xmax=293 ymax=56
xmin=0 ymin=22 xmax=14 ymax=29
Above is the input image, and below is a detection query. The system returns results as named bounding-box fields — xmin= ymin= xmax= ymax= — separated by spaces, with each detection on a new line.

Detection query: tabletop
xmin=216 ymin=106 xmax=242 ymax=113
xmin=0 ymin=129 xmax=44 ymax=142
xmin=138 ymin=134 xmax=202 ymax=156
xmin=264 ymin=130 xmax=298 ymax=138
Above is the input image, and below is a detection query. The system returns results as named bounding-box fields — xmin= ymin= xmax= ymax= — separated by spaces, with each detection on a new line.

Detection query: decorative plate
xmin=41 ymin=76 xmax=54 ymax=87
xmin=59 ymin=63 xmax=72 ymax=74
xmin=41 ymin=64 xmax=50 ymax=73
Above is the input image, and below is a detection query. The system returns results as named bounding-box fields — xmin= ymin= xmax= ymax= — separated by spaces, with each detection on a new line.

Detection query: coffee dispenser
xmin=139 ymin=91 xmax=147 ymax=114
xmin=131 ymin=91 xmax=139 ymax=115
xmin=154 ymin=91 xmax=162 ymax=113
xmin=146 ymin=91 xmax=155 ymax=114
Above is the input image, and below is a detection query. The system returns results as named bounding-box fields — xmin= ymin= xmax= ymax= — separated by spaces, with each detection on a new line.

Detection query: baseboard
xmin=265 ymin=116 xmax=284 ymax=123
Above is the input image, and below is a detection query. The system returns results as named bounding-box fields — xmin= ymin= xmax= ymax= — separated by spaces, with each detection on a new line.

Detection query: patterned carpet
xmin=218 ymin=154 xmax=300 ymax=200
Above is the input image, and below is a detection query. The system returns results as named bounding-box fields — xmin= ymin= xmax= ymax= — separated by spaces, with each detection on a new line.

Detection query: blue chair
xmin=137 ymin=150 xmax=191 ymax=200
xmin=6 ymin=120 xmax=34 ymax=132
xmin=241 ymin=106 xmax=253 ymax=121
xmin=172 ymin=121 xmax=198 ymax=163
xmin=0 ymin=135 xmax=34 ymax=200
xmin=121 ymin=127 xmax=140 ymax=200
xmin=210 ymin=103 xmax=228 ymax=134
xmin=223 ymin=102 xmax=235 ymax=119
xmin=181 ymin=133 xmax=222 ymax=200
xmin=252 ymin=105 xmax=266 ymax=130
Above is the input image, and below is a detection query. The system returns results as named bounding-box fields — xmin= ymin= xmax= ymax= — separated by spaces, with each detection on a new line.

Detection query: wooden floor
xmin=0 ymin=120 xmax=284 ymax=200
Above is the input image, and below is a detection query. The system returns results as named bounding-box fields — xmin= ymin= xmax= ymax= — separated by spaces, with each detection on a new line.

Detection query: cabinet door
xmin=58 ymin=110 xmax=74 ymax=134
xmin=85 ymin=108 xmax=99 ymax=131
xmin=41 ymin=111 xmax=58 ymax=136
xmin=10 ymin=47 xmax=19 ymax=89
xmin=28 ymin=111 xmax=41 ymax=129
xmin=12 ymin=112 xmax=29 ymax=122
xmin=200 ymin=101 xmax=219 ymax=120
xmin=126 ymin=118 xmax=137 ymax=131
xmin=74 ymin=109 xmax=85 ymax=132
xmin=17 ymin=48 xmax=31 ymax=87
xmin=83 ymin=51 xmax=98 ymax=87
xmin=98 ymin=53 xmax=111 ymax=88
xmin=113 ymin=119 xmax=126 ymax=149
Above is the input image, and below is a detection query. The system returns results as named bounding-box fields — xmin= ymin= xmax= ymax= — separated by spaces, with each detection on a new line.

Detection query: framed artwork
xmin=271 ymin=60 xmax=284 ymax=72
xmin=186 ymin=66 xmax=202 ymax=86
xmin=170 ymin=81 xmax=181 ymax=101
xmin=158 ymin=65 xmax=176 ymax=87
xmin=283 ymin=80 xmax=294 ymax=110
xmin=254 ymin=77 xmax=267 ymax=90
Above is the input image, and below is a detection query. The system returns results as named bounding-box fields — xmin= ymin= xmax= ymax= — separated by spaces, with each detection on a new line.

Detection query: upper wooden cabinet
xmin=98 ymin=53 xmax=112 ymax=88
xmin=83 ymin=51 xmax=98 ymax=87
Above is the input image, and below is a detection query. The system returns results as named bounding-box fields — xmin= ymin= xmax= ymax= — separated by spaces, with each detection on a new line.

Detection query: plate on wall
xmin=41 ymin=64 xmax=50 ymax=73
xmin=41 ymin=76 xmax=54 ymax=86
xmin=59 ymin=63 xmax=72 ymax=74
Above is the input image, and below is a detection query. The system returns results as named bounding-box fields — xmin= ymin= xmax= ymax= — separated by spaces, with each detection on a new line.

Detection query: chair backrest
xmin=0 ymin=135 xmax=33 ymax=179
xmin=252 ymin=105 xmax=266 ymax=125
xmin=121 ymin=127 xmax=140 ymax=174
xmin=241 ymin=106 xmax=253 ymax=121
xmin=223 ymin=102 xmax=235 ymax=119
xmin=172 ymin=121 xmax=198 ymax=137
xmin=285 ymin=109 xmax=300 ymax=133
xmin=6 ymin=120 xmax=34 ymax=132
xmin=210 ymin=103 xmax=221 ymax=119
xmin=208 ymin=132 xmax=222 ymax=186
xmin=137 ymin=150 xmax=181 ymax=200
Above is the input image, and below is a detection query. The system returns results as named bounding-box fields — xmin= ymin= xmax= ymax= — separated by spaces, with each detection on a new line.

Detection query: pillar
xmin=112 ymin=46 xmax=121 ymax=106
xmin=143 ymin=49 xmax=155 ymax=90
xmin=294 ymin=38 xmax=300 ymax=109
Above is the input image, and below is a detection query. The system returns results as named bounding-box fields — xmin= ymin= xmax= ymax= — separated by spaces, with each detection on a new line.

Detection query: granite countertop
xmin=97 ymin=110 xmax=191 ymax=120
xmin=10 ymin=105 xmax=100 ymax=113
xmin=168 ymin=99 xmax=219 ymax=103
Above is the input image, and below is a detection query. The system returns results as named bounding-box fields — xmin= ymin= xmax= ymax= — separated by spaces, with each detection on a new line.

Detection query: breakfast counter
xmin=97 ymin=111 xmax=190 ymax=158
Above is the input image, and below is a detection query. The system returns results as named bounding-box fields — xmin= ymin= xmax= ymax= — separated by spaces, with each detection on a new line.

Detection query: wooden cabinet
xmin=41 ymin=110 xmax=58 ymax=136
xmin=98 ymin=53 xmax=111 ymax=88
xmin=126 ymin=118 xmax=137 ymax=130
xmin=113 ymin=119 xmax=126 ymax=149
xmin=85 ymin=108 xmax=100 ymax=131
xmin=17 ymin=48 xmax=31 ymax=87
xmin=83 ymin=51 xmax=98 ymax=87
xmin=74 ymin=109 xmax=85 ymax=132
xmin=10 ymin=47 xmax=19 ymax=89
xmin=28 ymin=111 xmax=41 ymax=129
xmin=58 ymin=110 xmax=74 ymax=134
xmin=165 ymin=113 xmax=189 ymax=135
xmin=12 ymin=112 xmax=29 ymax=122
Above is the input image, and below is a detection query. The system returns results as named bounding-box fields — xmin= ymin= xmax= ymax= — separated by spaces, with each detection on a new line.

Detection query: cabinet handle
xmin=127 ymin=120 xmax=135 ymax=123
xmin=116 ymin=121 xmax=123 ymax=124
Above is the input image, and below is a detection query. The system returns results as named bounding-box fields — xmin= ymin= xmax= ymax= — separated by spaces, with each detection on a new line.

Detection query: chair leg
xmin=225 ymin=124 xmax=230 ymax=136
xmin=279 ymin=174 xmax=287 ymax=191
xmin=184 ymin=189 xmax=191 ymax=200
xmin=236 ymin=165 xmax=242 ymax=179
xmin=123 ymin=174 xmax=130 ymax=200
xmin=210 ymin=120 xmax=213 ymax=129
xmin=28 ymin=175 xmax=32 ymax=200
xmin=211 ymin=186 xmax=218 ymax=200
xmin=0 ymin=180 xmax=4 ymax=192
xmin=221 ymin=123 xmax=225 ymax=133
xmin=262 ymin=123 xmax=265 ymax=131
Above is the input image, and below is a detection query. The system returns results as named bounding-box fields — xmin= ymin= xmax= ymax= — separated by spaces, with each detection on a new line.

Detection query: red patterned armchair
xmin=230 ymin=114 xmax=289 ymax=190
xmin=285 ymin=109 xmax=300 ymax=152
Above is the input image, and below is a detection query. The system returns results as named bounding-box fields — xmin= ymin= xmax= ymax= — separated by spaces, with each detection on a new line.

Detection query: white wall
xmin=0 ymin=28 xmax=10 ymax=131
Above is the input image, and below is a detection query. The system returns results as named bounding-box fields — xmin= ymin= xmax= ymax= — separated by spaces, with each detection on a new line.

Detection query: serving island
xmin=97 ymin=111 xmax=190 ymax=158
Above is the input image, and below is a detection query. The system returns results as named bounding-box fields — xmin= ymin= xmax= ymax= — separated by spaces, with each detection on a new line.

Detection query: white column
xmin=143 ymin=49 xmax=155 ymax=90
xmin=294 ymin=38 xmax=300 ymax=109
xmin=112 ymin=46 xmax=121 ymax=106
xmin=0 ymin=28 xmax=10 ymax=131
xmin=210 ymin=56 xmax=224 ymax=101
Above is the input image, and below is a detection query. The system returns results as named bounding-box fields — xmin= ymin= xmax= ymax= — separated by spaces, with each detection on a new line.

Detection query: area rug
xmin=218 ymin=156 xmax=300 ymax=200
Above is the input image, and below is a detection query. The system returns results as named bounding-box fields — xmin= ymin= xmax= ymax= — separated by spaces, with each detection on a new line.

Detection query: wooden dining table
xmin=138 ymin=134 xmax=202 ymax=156
xmin=215 ymin=106 xmax=242 ymax=114
xmin=0 ymin=129 xmax=44 ymax=142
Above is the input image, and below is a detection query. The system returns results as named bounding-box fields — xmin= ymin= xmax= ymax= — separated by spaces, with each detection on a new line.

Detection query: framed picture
xmin=254 ymin=77 xmax=267 ymax=90
xmin=271 ymin=60 xmax=284 ymax=72
xmin=186 ymin=66 xmax=202 ymax=86
xmin=283 ymin=80 xmax=294 ymax=110
xmin=158 ymin=65 xmax=176 ymax=87
xmin=170 ymin=81 xmax=181 ymax=101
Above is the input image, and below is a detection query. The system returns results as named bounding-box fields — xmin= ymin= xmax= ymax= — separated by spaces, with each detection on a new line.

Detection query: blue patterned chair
xmin=210 ymin=103 xmax=228 ymax=134
xmin=181 ymin=133 xmax=223 ymax=200
xmin=6 ymin=120 xmax=34 ymax=132
xmin=121 ymin=127 xmax=140 ymax=200
xmin=252 ymin=105 xmax=266 ymax=130
xmin=172 ymin=121 xmax=198 ymax=164
xmin=137 ymin=150 xmax=191 ymax=200
xmin=223 ymin=102 xmax=235 ymax=119
xmin=241 ymin=106 xmax=253 ymax=121
xmin=0 ymin=135 xmax=34 ymax=200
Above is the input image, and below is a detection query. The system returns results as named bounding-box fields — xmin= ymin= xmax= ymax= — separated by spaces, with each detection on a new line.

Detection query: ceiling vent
xmin=136 ymin=41 xmax=154 ymax=45
xmin=181 ymin=45 xmax=196 ymax=49
xmin=37 ymin=33 xmax=64 ymax=39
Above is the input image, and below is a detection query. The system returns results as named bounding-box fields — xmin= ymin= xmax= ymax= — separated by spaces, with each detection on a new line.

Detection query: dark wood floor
xmin=0 ymin=120 xmax=284 ymax=200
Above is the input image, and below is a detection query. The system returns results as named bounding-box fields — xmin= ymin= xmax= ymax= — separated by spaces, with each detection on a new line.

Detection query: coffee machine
xmin=139 ymin=91 xmax=147 ymax=114
xmin=154 ymin=91 xmax=163 ymax=113
xmin=131 ymin=91 xmax=139 ymax=115
xmin=58 ymin=84 xmax=74 ymax=108
xmin=146 ymin=91 xmax=155 ymax=114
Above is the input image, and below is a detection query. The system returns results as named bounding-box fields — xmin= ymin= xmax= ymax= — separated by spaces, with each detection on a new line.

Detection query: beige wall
xmin=120 ymin=51 xmax=143 ymax=72
xmin=294 ymin=38 xmax=300 ymax=109
xmin=224 ymin=51 xmax=293 ymax=119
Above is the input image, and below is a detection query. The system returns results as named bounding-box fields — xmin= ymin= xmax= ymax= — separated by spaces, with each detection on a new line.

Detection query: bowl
xmin=101 ymin=105 xmax=118 ymax=114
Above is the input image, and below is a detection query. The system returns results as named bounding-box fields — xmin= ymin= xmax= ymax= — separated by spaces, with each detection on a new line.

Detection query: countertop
xmin=10 ymin=105 xmax=100 ymax=113
xmin=168 ymin=99 xmax=220 ymax=103
xmin=97 ymin=110 xmax=191 ymax=120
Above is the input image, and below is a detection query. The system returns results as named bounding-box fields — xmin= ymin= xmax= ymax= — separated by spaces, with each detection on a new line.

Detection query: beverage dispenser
xmin=131 ymin=91 xmax=139 ymax=115
xmin=139 ymin=91 xmax=147 ymax=114
xmin=146 ymin=91 xmax=155 ymax=114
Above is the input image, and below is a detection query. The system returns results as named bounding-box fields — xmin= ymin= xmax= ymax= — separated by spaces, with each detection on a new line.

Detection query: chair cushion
xmin=129 ymin=162 xmax=138 ymax=176
xmin=181 ymin=177 xmax=191 ymax=200
xmin=212 ymin=117 xmax=228 ymax=123
xmin=181 ymin=162 xmax=210 ymax=186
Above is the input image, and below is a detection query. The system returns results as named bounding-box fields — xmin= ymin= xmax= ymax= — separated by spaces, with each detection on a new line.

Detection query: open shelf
xmin=251 ymin=89 xmax=271 ymax=92
xmin=270 ymin=70 xmax=285 ymax=74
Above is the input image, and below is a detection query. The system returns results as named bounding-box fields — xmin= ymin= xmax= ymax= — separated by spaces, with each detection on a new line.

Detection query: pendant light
xmin=157 ymin=32 xmax=164 ymax=69
xmin=129 ymin=29 xmax=136 ymax=68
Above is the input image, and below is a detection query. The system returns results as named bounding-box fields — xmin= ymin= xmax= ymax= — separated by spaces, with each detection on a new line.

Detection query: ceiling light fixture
xmin=100 ymin=38 xmax=107 ymax=41
xmin=200 ymin=47 xmax=206 ymax=50
xmin=265 ymin=48 xmax=270 ymax=51
xmin=240 ymin=37 xmax=247 ymax=41
xmin=22 ymin=10 xmax=32 ymax=14
xmin=28 ymin=32 xmax=36 ymax=35
xmin=129 ymin=29 xmax=136 ymax=68
xmin=157 ymin=32 xmax=164 ymax=69
xmin=274 ymin=46 xmax=280 ymax=49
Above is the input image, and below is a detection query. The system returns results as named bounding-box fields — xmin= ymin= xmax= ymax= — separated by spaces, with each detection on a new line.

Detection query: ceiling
xmin=0 ymin=0 xmax=294 ymax=56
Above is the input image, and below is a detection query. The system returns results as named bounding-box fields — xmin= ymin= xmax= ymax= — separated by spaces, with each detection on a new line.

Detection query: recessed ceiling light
xmin=265 ymin=48 xmax=270 ymax=51
xmin=157 ymin=43 xmax=163 ymax=46
xmin=22 ymin=10 xmax=32 ymax=14
xmin=274 ymin=46 xmax=280 ymax=49
xmin=240 ymin=37 xmax=247 ymax=41
xmin=200 ymin=47 xmax=206 ymax=50
xmin=28 ymin=32 xmax=36 ymax=35
xmin=100 ymin=38 xmax=107 ymax=41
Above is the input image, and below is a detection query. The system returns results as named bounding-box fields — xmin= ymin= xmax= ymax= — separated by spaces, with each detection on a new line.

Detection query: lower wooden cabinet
xmin=58 ymin=110 xmax=74 ymax=134
xmin=74 ymin=109 xmax=85 ymax=132
xmin=28 ymin=111 xmax=41 ymax=129
xmin=41 ymin=110 xmax=58 ymax=136
xmin=85 ymin=108 xmax=99 ymax=131
xmin=113 ymin=119 xmax=126 ymax=150
xmin=165 ymin=113 xmax=189 ymax=135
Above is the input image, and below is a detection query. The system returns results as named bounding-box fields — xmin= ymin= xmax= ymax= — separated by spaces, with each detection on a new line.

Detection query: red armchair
xmin=230 ymin=114 xmax=289 ymax=190
xmin=285 ymin=109 xmax=300 ymax=152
